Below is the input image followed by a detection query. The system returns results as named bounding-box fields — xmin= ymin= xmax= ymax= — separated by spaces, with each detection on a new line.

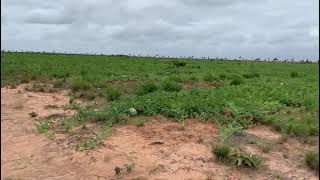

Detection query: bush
xmin=172 ymin=61 xmax=186 ymax=67
xmin=230 ymin=78 xmax=244 ymax=86
xmin=305 ymin=151 xmax=319 ymax=171
xmin=161 ymin=81 xmax=182 ymax=92
xmin=203 ymin=73 xmax=219 ymax=82
xmin=136 ymin=81 xmax=159 ymax=95
xmin=106 ymin=87 xmax=121 ymax=101
xmin=212 ymin=144 xmax=231 ymax=161
xmin=290 ymin=71 xmax=299 ymax=78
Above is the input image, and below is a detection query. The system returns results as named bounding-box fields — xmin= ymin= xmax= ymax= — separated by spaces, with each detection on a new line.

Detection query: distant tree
xmin=273 ymin=58 xmax=278 ymax=61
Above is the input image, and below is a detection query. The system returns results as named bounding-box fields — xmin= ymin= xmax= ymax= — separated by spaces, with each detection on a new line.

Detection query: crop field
xmin=1 ymin=52 xmax=319 ymax=179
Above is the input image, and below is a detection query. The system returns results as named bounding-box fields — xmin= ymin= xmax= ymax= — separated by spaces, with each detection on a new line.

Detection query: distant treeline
xmin=1 ymin=50 xmax=318 ymax=64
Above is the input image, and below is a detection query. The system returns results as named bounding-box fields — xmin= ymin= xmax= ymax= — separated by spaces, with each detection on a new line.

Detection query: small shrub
xmin=106 ymin=87 xmax=121 ymax=101
xmin=258 ymin=143 xmax=271 ymax=153
xmin=230 ymin=78 xmax=243 ymax=86
xmin=230 ymin=152 xmax=262 ymax=168
xmin=290 ymin=71 xmax=299 ymax=78
xmin=161 ymin=81 xmax=182 ymax=92
xmin=203 ymin=73 xmax=219 ymax=82
xmin=305 ymin=151 xmax=319 ymax=171
xmin=136 ymin=81 xmax=158 ymax=95
xmin=212 ymin=144 xmax=231 ymax=161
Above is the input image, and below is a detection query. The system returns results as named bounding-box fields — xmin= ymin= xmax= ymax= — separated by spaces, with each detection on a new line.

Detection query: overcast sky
xmin=1 ymin=0 xmax=319 ymax=60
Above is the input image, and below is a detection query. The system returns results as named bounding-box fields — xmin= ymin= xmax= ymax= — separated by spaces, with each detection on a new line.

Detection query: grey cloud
xmin=1 ymin=0 xmax=319 ymax=60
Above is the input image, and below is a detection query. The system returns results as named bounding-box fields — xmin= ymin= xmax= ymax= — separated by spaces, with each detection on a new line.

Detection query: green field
xmin=2 ymin=52 xmax=319 ymax=138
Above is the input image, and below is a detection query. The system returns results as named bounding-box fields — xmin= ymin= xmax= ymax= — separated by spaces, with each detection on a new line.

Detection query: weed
xmin=125 ymin=162 xmax=135 ymax=173
xmin=242 ymin=72 xmax=260 ymax=79
xmin=212 ymin=144 xmax=231 ymax=161
xmin=258 ymin=143 xmax=271 ymax=153
xmin=161 ymin=80 xmax=182 ymax=92
xmin=71 ymin=79 xmax=91 ymax=92
xmin=35 ymin=120 xmax=52 ymax=134
xmin=290 ymin=71 xmax=299 ymax=78
xmin=44 ymin=104 xmax=59 ymax=109
xmin=203 ymin=73 xmax=219 ymax=82
xmin=230 ymin=78 xmax=243 ymax=86
xmin=136 ymin=81 xmax=158 ymax=95
xmin=172 ymin=61 xmax=186 ymax=67
xmin=136 ymin=119 xmax=145 ymax=127
xmin=105 ymin=87 xmax=121 ymax=101
xmin=29 ymin=112 xmax=38 ymax=117
xmin=305 ymin=151 xmax=319 ymax=171
xmin=230 ymin=152 xmax=262 ymax=168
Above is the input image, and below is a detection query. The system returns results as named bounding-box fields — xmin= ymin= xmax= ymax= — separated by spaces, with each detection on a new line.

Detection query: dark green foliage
xmin=230 ymin=78 xmax=244 ymax=85
xmin=290 ymin=71 xmax=299 ymax=78
xmin=172 ymin=61 xmax=186 ymax=67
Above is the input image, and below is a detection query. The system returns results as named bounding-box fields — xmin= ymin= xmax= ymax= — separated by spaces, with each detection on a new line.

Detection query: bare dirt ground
xmin=1 ymin=85 xmax=319 ymax=180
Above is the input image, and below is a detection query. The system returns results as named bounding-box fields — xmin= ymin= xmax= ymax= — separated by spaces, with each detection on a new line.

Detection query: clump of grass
xmin=136 ymin=81 xmax=158 ymax=95
xmin=305 ymin=151 xmax=319 ymax=171
xmin=219 ymin=74 xmax=227 ymax=79
xmin=35 ymin=120 xmax=52 ymax=134
xmin=77 ymin=125 xmax=112 ymax=151
xmin=105 ymin=87 xmax=121 ymax=101
xmin=44 ymin=104 xmax=59 ymax=109
xmin=290 ymin=71 xmax=299 ymax=78
xmin=136 ymin=119 xmax=145 ymax=127
xmin=203 ymin=73 xmax=219 ymax=82
xmin=29 ymin=111 xmax=38 ymax=117
xmin=212 ymin=144 xmax=231 ymax=161
xmin=230 ymin=78 xmax=244 ymax=85
xmin=70 ymin=79 xmax=91 ymax=92
xmin=242 ymin=72 xmax=260 ymax=79
xmin=161 ymin=80 xmax=182 ymax=92
xmin=230 ymin=152 xmax=262 ymax=168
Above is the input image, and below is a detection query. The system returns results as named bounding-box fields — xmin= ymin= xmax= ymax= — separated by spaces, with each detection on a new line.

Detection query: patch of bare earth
xmin=2 ymin=84 xmax=318 ymax=180
xmin=244 ymin=125 xmax=319 ymax=179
